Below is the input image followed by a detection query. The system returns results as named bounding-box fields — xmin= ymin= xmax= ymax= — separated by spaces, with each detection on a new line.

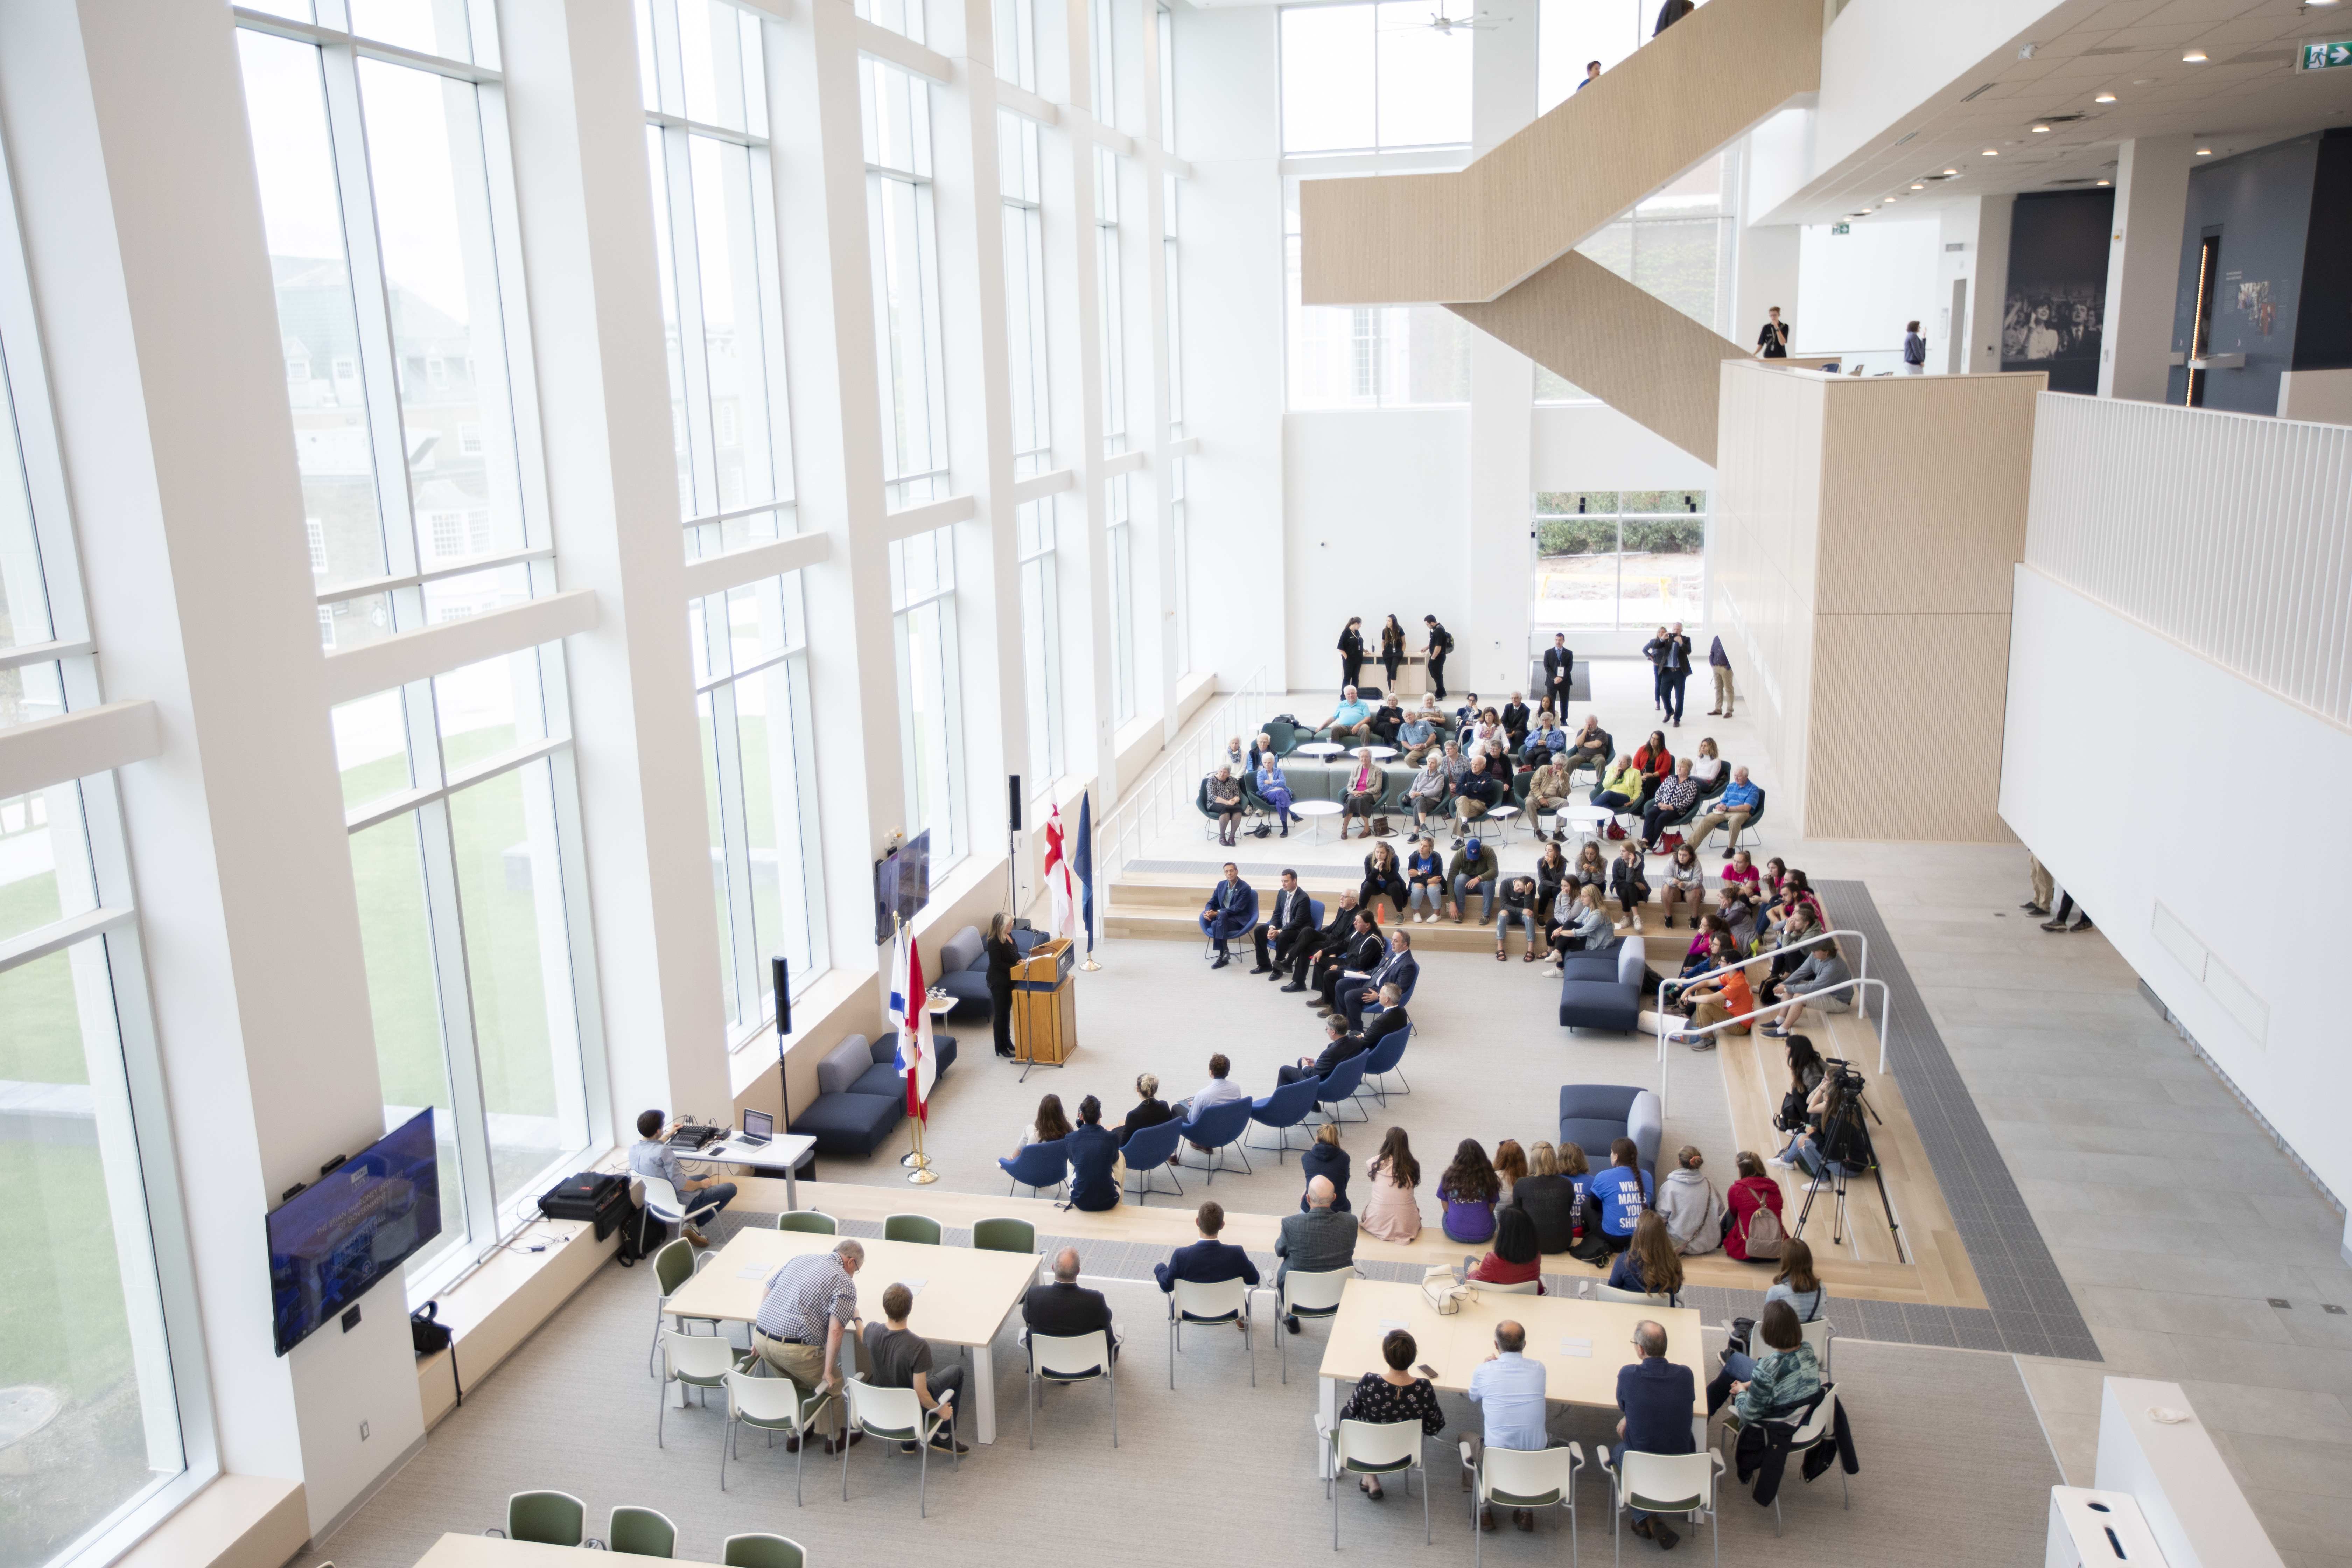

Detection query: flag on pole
xmin=1073 ymin=791 xmax=1095 ymax=952
xmin=1042 ymin=802 xmax=1081 ymax=943
xmin=890 ymin=931 xmax=934 ymax=1121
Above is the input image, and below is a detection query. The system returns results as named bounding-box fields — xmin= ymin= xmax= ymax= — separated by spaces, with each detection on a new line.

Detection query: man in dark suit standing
xmin=1022 ymin=1247 xmax=1117 ymax=1361
xmin=1252 ymin=869 xmax=1315 ymax=977
xmin=1337 ymin=928 xmax=1417 ymax=1030
xmin=1283 ymin=888 xmax=1359 ymax=993
xmin=1643 ymin=622 xmax=1694 ymax=727
xmin=1064 ymin=1096 xmax=1122 ymax=1211
xmin=1542 ymin=633 xmax=1575 ymax=716
xmin=1153 ymin=1202 xmax=1260 ymax=1297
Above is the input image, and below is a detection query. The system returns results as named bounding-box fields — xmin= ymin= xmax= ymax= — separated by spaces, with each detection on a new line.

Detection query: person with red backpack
xmin=1722 ymin=1150 xmax=1787 ymax=1262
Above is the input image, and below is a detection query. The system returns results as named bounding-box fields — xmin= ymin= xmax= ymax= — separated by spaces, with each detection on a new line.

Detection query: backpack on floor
xmin=1743 ymin=1204 xmax=1787 ymax=1260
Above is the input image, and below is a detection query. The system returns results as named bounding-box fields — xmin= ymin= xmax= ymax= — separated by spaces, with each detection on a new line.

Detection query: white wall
xmin=2003 ymin=566 xmax=2352 ymax=1210
xmin=1794 ymin=217 xmax=1940 ymax=352
xmin=1531 ymin=403 xmax=1718 ymax=491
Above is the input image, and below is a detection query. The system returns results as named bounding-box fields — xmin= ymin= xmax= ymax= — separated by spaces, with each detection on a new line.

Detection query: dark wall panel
xmin=2166 ymin=134 xmax=2318 ymax=412
xmin=2292 ymin=130 xmax=2352 ymax=371
xmin=2002 ymin=190 xmax=2115 ymax=394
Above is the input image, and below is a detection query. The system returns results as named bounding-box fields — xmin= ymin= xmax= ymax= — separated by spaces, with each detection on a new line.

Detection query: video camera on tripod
xmin=1793 ymin=1057 xmax=1909 ymax=1263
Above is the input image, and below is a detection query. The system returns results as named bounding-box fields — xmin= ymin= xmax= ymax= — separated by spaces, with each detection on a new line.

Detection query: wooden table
xmin=662 ymin=1228 xmax=1040 ymax=1445
xmin=1312 ymin=1280 xmax=1707 ymax=1477
xmin=416 ymin=1534 xmax=726 ymax=1566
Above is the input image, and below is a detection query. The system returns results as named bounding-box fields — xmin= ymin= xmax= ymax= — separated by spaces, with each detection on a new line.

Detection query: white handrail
xmin=1653 ymin=975 xmax=1893 ymax=1091
xmin=1659 ymin=927 xmax=1871 ymax=1016
xmin=1093 ymin=666 xmax=1276 ymax=895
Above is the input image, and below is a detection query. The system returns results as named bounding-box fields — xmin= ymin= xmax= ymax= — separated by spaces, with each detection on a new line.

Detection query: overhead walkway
xmin=1298 ymin=0 xmax=1823 ymax=464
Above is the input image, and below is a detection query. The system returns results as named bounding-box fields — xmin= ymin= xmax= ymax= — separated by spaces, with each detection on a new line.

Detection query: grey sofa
xmin=1556 ymin=1083 xmax=1662 ymax=1184
xmin=787 ymin=1029 xmax=959 ymax=1157
xmin=934 ymin=924 xmax=1046 ymax=1020
xmin=1557 ymin=933 xmax=1651 ymax=1032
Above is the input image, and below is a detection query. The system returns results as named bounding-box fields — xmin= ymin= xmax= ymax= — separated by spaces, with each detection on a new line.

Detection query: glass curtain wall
xmin=1106 ymin=474 xmax=1136 ymax=721
xmin=1000 ymin=112 xmax=1052 ymax=479
xmin=889 ymin=527 xmax=966 ymax=863
xmin=1015 ymin=499 xmax=1063 ymax=789
xmin=690 ymin=574 xmax=825 ymax=1035
xmin=1 ymin=134 xmax=203 ymax=1568
xmin=1168 ymin=454 xmax=1190 ymax=676
xmin=1095 ymin=147 xmax=1127 ymax=456
xmin=995 ymin=0 xmax=1037 ymax=89
xmin=1532 ymin=489 xmax=1708 ymax=629
xmin=1163 ymin=172 xmax=1183 ymax=438
xmin=863 ymin=61 xmax=951 ymax=510
xmin=636 ymin=0 xmax=796 ymax=562
xmin=240 ymin=2 xmax=601 ymax=1279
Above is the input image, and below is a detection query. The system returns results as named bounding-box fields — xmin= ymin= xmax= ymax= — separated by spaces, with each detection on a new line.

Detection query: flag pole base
xmin=899 ymin=1150 xmax=931 ymax=1169
xmin=906 ymin=1165 xmax=940 ymax=1184
xmin=1079 ymin=958 xmax=1102 ymax=972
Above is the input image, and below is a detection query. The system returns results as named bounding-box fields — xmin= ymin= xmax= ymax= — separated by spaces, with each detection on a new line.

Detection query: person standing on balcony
xmin=1577 ymin=59 xmax=1602 ymax=91
xmin=1904 ymin=320 xmax=1927 ymax=374
xmin=1654 ymin=0 xmax=1693 ymax=35
xmin=1423 ymin=614 xmax=1453 ymax=700
xmin=1755 ymin=306 xmax=1790 ymax=359
xmin=1379 ymin=614 xmax=1406 ymax=691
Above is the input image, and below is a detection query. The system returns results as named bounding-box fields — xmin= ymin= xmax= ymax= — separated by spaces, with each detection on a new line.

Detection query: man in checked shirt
xmin=751 ymin=1238 xmax=867 ymax=1451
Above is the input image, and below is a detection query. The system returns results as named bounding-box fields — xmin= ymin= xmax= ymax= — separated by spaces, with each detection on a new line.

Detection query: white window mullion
xmin=413 ymin=794 xmax=496 ymax=1250
xmin=663 ymin=124 xmax=723 ymax=518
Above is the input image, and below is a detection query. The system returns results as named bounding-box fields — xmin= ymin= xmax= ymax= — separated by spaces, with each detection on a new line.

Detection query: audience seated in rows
xmin=1197 ymin=862 xmax=1254 ymax=966
xmin=1443 ymin=835 xmax=1500 ymax=924
xmin=1605 ymin=1210 xmax=1686 ymax=1304
xmin=1205 ymin=768 xmax=1246 ymax=847
xmin=1464 ymin=1320 xmax=1550 ymax=1533
xmin=1686 ymin=766 xmax=1760 ymax=856
xmin=1656 ymin=1144 xmax=1724 ymax=1255
xmin=1299 ymin=1122 xmax=1352 ymax=1211
xmin=1613 ymin=1320 xmax=1697 ymax=1550
xmin=1360 ymin=1127 xmax=1423 ymax=1243
xmin=1153 ymin=1200 xmax=1259 ymax=1322
xmin=1708 ymin=1299 xmax=1822 ymax=1430
xmin=1512 ymin=1140 xmax=1586 ymax=1254
xmin=1021 ymin=1247 xmax=1116 ymax=1359
xmin=1467 ymin=1203 xmax=1546 ymax=1293
xmin=1578 ymin=1138 xmax=1652 ymax=1258
xmin=1492 ymin=1139 xmax=1527 ymax=1206
xmin=1278 ymin=1176 xmax=1359 ymax=1332
xmin=1114 ymin=1073 xmax=1174 ymax=1147
xmin=1361 ymin=840 xmax=1407 ymax=919
xmin=1065 ymin=1096 xmax=1122 ymax=1211
xmin=1338 ymin=749 xmax=1385 ymax=841
xmin=1723 ymin=1150 xmax=1786 ymax=1262
xmin=1437 ymin=1138 xmax=1501 ymax=1244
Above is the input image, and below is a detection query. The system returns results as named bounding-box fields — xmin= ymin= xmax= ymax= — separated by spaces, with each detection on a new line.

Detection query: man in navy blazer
xmin=1153 ymin=1200 xmax=1260 ymax=1296
xmin=1338 ymin=929 xmax=1418 ymax=1030
xmin=1198 ymin=862 xmax=1257 ymax=970
xmin=1251 ymin=869 xmax=1316 ymax=976
xmin=1064 ymin=1096 xmax=1124 ymax=1212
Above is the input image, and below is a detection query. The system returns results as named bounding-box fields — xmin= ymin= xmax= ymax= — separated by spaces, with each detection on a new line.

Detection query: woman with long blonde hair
xmin=1606 ymin=1209 xmax=1686 ymax=1304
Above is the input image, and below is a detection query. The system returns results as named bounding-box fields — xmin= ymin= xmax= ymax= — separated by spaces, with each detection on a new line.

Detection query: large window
xmin=864 ymin=61 xmax=950 ymax=510
xmin=1090 ymin=0 xmax=1118 ymax=125
xmin=995 ymin=0 xmax=1037 ymax=90
xmin=691 ymin=574 xmax=824 ymax=1036
xmin=1015 ymin=500 xmax=1063 ymax=789
xmin=1 ymin=145 xmax=201 ymax=1568
xmin=1285 ymin=182 xmax=1470 ymax=408
xmin=1158 ymin=4 xmax=1177 ymax=150
xmin=238 ymin=10 xmax=548 ymax=651
xmin=889 ymin=528 xmax=965 ymax=863
xmin=243 ymin=4 xmax=602 ymax=1279
xmin=1106 ymin=474 xmax=1136 ymax=721
xmin=1279 ymin=2 xmax=1472 ymax=155
xmin=1163 ymin=171 xmax=1183 ymax=438
xmin=637 ymin=0 xmax=796 ymax=562
xmin=334 ymin=647 xmax=597 ymax=1275
xmin=1168 ymin=455 xmax=1191 ymax=676
xmin=1533 ymin=490 xmax=1708 ymax=630
xmin=1095 ymin=147 xmax=1127 ymax=456
xmin=1536 ymin=0 xmax=1645 ymax=114
xmin=1000 ymin=112 xmax=1052 ymax=478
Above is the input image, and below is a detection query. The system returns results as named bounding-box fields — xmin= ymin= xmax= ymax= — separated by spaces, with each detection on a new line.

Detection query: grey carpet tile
xmin=299 ymin=1238 xmax=2063 ymax=1568
xmin=1815 ymin=880 xmax=2101 ymax=1362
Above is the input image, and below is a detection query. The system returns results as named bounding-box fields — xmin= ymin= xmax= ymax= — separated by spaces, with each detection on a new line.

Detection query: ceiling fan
xmin=1383 ymin=3 xmax=1509 ymax=33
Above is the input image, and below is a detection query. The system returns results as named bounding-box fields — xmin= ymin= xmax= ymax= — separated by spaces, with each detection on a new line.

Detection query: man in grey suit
xmin=1275 ymin=1176 xmax=1359 ymax=1332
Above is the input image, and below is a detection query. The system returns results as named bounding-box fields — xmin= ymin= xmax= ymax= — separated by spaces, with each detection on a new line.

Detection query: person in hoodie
xmin=1656 ymin=1145 xmax=1724 ymax=1255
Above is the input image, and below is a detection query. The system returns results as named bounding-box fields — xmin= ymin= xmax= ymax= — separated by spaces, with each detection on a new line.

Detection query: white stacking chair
xmin=1600 ymin=1448 xmax=1723 ymax=1566
xmin=646 ymin=1236 xmax=717 ymax=1377
xmin=720 ymin=1368 xmax=831 ymax=1504
xmin=657 ymin=1329 xmax=744 ymax=1448
xmin=1274 ymin=1266 xmax=1353 ymax=1384
xmin=840 ymin=1376 xmax=957 ymax=1517
xmin=1595 ymin=1283 xmax=1671 ymax=1306
xmin=1168 ymin=1276 xmax=1254 ymax=1388
xmin=1026 ymin=1330 xmax=1116 ymax=1449
xmin=1316 ymin=1416 xmax=1429 ymax=1548
xmin=1469 ymin=1443 xmax=1584 ymax=1566
xmin=1480 ymin=1279 xmax=1542 ymax=1295
xmin=1798 ymin=1318 xmax=1836 ymax=1378
xmin=1720 ymin=1384 xmax=1847 ymax=1536
xmin=636 ymin=1173 xmax=721 ymax=1254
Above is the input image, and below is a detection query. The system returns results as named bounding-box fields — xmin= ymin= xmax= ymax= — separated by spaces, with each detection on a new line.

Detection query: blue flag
xmin=1074 ymin=791 xmax=1095 ymax=951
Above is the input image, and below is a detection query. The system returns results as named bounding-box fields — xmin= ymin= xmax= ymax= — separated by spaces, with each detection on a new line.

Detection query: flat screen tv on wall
xmin=268 ymin=1108 xmax=442 ymax=1356
xmin=874 ymin=830 xmax=932 ymax=942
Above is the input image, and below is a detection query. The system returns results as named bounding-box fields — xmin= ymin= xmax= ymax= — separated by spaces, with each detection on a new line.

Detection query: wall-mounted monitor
xmin=268 ymin=1108 xmax=442 ymax=1356
xmin=874 ymin=830 xmax=932 ymax=941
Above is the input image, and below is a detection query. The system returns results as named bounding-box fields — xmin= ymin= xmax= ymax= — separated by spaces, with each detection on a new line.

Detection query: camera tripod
xmin=1793 ymin=1078 xmax=1907 ymax=1264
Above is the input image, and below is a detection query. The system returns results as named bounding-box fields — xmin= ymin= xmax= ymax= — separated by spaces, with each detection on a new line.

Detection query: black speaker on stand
xmin=772 ymin=957 xmax=812 ymax=1181
xmin=1006 ymin=774 xmax=1022 ymax=921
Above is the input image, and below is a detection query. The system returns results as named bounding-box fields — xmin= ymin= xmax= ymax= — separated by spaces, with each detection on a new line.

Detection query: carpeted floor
xmin=297 ymin=1209 xmax=2062 ymax=1568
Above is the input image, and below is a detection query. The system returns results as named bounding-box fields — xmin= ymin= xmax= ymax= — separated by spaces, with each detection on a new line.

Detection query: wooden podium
xmin=1011 ymin=938 xmax=1076 ymax=1073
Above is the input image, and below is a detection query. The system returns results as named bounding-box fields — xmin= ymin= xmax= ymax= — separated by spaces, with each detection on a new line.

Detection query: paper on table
xmin=1559 ymin=1338 xmax=1593 ymax=1357
xmin=901 ymin=1279 xmax=927 ymax=1294
xmin=1378 ymin=1319 xmax=1409 ymax=1331
xmin=737 ymin=1263 xmax=768 ymax=1279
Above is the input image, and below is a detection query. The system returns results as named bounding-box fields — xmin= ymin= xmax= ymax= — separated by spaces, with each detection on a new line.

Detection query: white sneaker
xmin=1765 ymin=1156 xmax=1795 ymax=1171
xmin=1541 ymin=965 xmax=1562 ymax=978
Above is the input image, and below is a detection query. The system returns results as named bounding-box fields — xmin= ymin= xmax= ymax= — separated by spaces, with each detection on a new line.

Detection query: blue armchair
xmin=1355 ymin=1020 xmax=1414 ymax=1106
xmin=1312 ymin=1055 xmax=1369 ymax=1125
xmin=1120 ymin=1117 xmax=1185 ymax=1203
xmin=1177 ymin=1097 xmax=1253 ymax=1181
xmin=1000 ymin=1139 xmax=1068 ymax=1199
xmin=1247 ymin=1075 xmax=1321 ymax=1160
xmin=1198 ymin=882 xmax=1258 ymax=957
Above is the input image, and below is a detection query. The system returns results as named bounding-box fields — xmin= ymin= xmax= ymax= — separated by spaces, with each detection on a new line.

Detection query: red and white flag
xmin=1041 ymin=802 xmax=1081 ymax=943
xmin=889 ymin=929 xmax=934 ymax=1121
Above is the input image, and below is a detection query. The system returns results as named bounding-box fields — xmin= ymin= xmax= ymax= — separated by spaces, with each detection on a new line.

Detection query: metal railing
xmin=1646 ymin=929 xmax=1879 ymax=1115
xmin=1094 ymin=666 xmax=1277 ymax=891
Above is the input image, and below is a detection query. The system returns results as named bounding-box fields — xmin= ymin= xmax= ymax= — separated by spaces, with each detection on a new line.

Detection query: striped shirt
xmin=755 ymin=1252 xmax=858 ymax=1344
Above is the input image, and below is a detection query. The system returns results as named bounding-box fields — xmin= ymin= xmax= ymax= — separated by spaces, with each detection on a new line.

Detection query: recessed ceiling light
xmin=1982 ymin=148 xmax=2000 ymax=156
xmin=2182 ymin=48 xmax=2207 ymax=62
xmin=1911 ymin=182 xmax=1926 ymax=190
xmin=1942 ymin=168 xmax=1960 ymax=176
xmin=2196 ymin=147 xmax=2213 ymax=155
xmin=2096 ymin=179 xmax=2112 ymax=186
xmin=2032 ymin=124 xmax=2052 ymax=133
xmin=2095 ymin=93 xmax=2118 ymax=103
xmin=2133 ymin=78 xmax=2155 ymax=85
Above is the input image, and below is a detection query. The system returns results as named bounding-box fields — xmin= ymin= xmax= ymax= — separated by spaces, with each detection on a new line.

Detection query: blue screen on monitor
xmin=268 ymin=1108 xmax=442 ymax=1355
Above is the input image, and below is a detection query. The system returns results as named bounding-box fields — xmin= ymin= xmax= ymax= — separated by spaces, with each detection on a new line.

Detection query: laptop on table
xmin=739 ymin=1109 xmax=773 ymax=1147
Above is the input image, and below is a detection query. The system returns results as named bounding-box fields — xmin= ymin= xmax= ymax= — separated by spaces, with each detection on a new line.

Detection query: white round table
xmin=1293 ymin=741 xmax=1343 ymax=760
xmin=1290 ymin=799 xmax=1344 ymax=842
xmin=1483 ymin=804 xmax=1523 ymax=838
xmin=1559 ymin=803 xmax=1614 ymax=845
xmin=1363 ymin=744 xmax=1398 ymax=760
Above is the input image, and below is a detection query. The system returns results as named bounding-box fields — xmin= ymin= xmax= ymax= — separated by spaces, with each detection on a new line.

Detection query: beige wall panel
xmin=1807 ymin=613 xmax=2016 ymax=843
xmin=1300 ymin=0 xmax=1822 ymax=306
xmin=1451 ymin=251 xmax=1749 ymax=464
xmin=1960 ymin=376 xmax=2041 ymax=613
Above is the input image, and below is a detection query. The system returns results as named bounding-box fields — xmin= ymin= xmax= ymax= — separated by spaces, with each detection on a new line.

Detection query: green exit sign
xmin=2298 ymin=39 xmax=2352 ymax=71
xmin=1831 ymin=222 xmax=1851 ymax=235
